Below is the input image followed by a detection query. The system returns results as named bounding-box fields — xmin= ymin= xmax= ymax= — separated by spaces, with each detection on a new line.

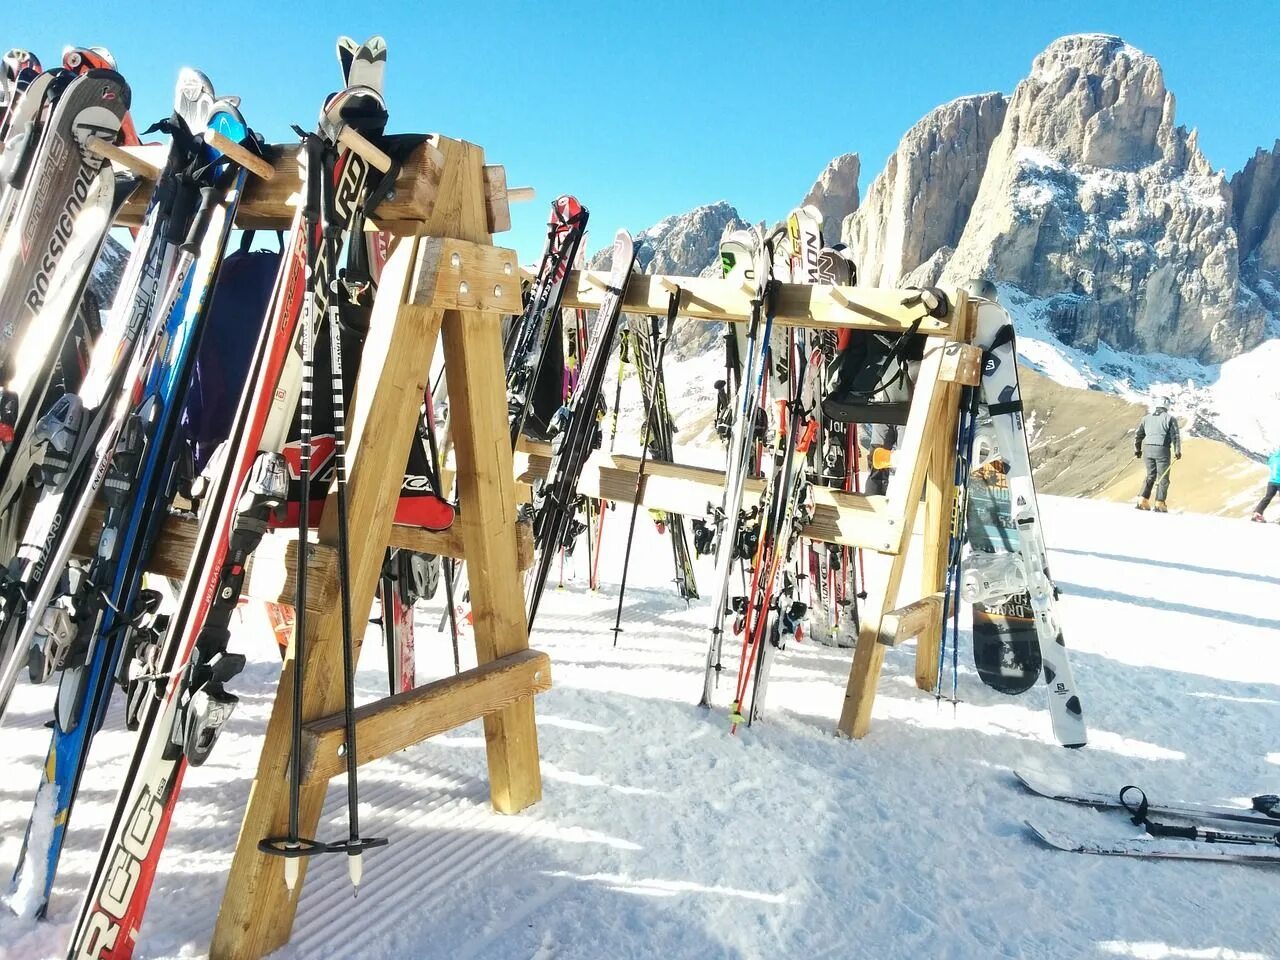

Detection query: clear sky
xmin=9 ymin=0 xmax=1279 ymax=263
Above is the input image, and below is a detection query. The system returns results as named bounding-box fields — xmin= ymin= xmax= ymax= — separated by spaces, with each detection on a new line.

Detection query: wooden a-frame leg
xmin=435 ymin=139 xmax=540 ymax=813
xmin=837 ymin=332 xmax=956 ymax=739
xmin=915 ymin=381 xmax=959 ymax=692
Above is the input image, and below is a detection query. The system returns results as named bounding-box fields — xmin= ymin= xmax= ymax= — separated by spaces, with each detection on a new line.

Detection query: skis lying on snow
xmin=1021 ymin=767 xmax=1280 ymax=863
xmin=1026 ymin=820 xmax=1280 ymax=864
xmin=1016 ymin=767 xmax=1280 ymax=829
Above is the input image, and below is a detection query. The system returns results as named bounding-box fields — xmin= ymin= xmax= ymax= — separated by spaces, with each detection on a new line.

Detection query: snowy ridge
xmin=1002 ymin=284 xmax=1280 ymax=457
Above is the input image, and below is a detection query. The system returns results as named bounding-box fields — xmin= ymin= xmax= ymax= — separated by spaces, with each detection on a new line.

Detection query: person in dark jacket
xmin=1134 ymin=399 xmax=1181 ymax=512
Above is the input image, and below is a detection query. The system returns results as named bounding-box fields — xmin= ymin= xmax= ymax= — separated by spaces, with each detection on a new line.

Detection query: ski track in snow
xmin=1 ymin=496 xmax=1278 ymax=959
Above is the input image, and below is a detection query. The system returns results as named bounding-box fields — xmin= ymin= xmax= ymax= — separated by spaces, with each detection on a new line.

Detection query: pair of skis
xmin=727 ymin=207 xmax=824 ymax=728
xmin=526 ymin=229 xmax=638 ymax=629
xmin=1019 ymin=767 xmax=1280 ymax=863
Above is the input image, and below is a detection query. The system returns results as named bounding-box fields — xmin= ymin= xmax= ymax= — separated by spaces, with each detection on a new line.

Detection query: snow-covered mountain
xmin=597 ymin=33 xmax=1280 ymax=469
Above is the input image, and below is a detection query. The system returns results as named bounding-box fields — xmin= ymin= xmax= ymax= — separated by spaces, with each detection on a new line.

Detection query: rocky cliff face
xmin=844 ymin=93 xmax=1007 ymax=288
xmin=1231 ymin=140 xmax=1280 ymax=315
xmin=800 ymin=153 xmax=860 ymax=243
xmin=933 ymin=34 xmax=1266 ymax=363
xmin=589 ymin=201 xmax=746 ymax=358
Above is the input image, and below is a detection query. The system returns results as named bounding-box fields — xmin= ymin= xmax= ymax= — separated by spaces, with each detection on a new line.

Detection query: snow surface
xmin=2 ymin=496 xmax=1278 ymax=959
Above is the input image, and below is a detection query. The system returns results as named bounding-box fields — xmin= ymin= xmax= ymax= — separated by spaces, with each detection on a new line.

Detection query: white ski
xmin=1017 ymin=767 xmax=1280 ymax=828
xmin=1026 ymin=820 xmax=1280 ymax=864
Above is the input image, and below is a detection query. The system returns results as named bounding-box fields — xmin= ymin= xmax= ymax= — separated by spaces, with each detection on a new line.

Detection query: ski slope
xmin=2 ymin=496 xmax=1278 ymax=959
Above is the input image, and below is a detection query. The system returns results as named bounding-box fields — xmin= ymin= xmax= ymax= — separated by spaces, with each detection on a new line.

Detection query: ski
xmin=699 ymin=226 xmax=771 ymax=707
xmin=1015 ymin=768 xmax=1280 ymax=829
xmin=1026 ymin=819 xmax=1280 ymax=863
xmin=8 ymin=84 xmax=256 ymax=918
xmin=0 ymin=76 xmax=230 ymax=722
xmin=526 ymin=228 xmax=637 ymax=629
xmin=505 ymin=195 xmax=588 ymax=445
xmin=0 ymin=68 xmax=132 ymax=493
xmin=66 ymin=73 xmax=393 ymax=957
xmin=628 ymin=312 xmax=698 ymax=601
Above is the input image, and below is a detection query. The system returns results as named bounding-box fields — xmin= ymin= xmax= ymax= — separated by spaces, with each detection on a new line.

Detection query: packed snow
xmin=1 ymin=495 xmax=1277 ymax=959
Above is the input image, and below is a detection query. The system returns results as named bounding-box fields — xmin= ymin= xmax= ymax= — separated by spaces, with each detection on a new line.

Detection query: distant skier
xmin=1251 ymin=449 xmax=1280 ymax=522
xmin=1134 ymin=398 xmax=1181 ymax=512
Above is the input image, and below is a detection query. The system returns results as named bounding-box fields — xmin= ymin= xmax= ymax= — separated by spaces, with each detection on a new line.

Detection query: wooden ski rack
xmin=555 ymin=275 xmax=981 ymax=739
xmin=90 ymin=120 xmax=984 ymax=956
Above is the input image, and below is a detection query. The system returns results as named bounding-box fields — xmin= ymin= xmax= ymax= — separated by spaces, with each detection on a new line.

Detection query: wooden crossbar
xmin=109 ymin=138 xmax=518 ymax=235
xmin=300 ymin=649 xmax=552 ymax=783
xmin=515 ymin=444 xmax=901 ymax=554
xmin=560 ymin=272 xmax=962 ymax=336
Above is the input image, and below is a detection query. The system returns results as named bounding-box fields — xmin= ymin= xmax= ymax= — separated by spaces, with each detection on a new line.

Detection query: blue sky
xmin=9 ymin=1 xmax=1279 ymax=263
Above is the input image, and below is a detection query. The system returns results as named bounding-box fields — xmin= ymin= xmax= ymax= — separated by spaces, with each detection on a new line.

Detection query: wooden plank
xmin=300 ymin=650 xmax=552 ymax=783
xmin=411 ymin=236 xmax=523 ymax=315
xmin=915 ymin=380 xmax=960 ymax=690
xmin=515 ymin=444 xmax=899 ymax=553
xmin=436 ymin=138 xmax=542 ymax=816
xmin=878 ymin=593 xmax=944 ymax=647
xmin=940 ymin=342 xmax=983 ymax=386
xmin=69 ymin=505 xmax=338 ymax=612
xmin=211 ymin=231 xmax=443 ymax=959
xmin=560 ymin=272 xmax=960 ymax=336
xmin=838 ymin=309 xmax=963 ymax=739
xmin=483 ymin=163 xmax=511 ymax=234
xmin=388 ymin=517 xmax=535 ymax=572
xmin=115 ymin=139 xmax=445 ymax=230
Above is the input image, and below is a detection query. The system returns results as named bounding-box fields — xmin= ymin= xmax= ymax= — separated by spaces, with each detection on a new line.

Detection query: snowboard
xmin=965 ymin=445 xmax=1042 ymax=695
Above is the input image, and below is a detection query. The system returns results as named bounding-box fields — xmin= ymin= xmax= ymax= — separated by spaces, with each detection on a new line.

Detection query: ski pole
xmin=611 ymin=293 xmax=677 ymax=646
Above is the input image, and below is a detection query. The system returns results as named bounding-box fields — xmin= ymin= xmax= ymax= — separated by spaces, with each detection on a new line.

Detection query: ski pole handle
xmin=180 ymin=185 xmax=220 ymax=256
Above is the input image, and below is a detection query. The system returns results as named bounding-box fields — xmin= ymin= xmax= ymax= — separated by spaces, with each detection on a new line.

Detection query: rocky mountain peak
xmin=844 ymin=92 xmax=1007 ymax=288
xmin=800 ymin=153 xmax=860 ymax=242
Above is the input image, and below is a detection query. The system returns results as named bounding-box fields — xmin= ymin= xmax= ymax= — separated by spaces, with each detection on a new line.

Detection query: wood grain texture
xmin=115 ymin=139 xmax=444 ymax=229
xmin=561 ymin=272 xmax=961 ymax=336
xmin=300 ymin=649 xmax=552 ymax=783
xmin=516 ymin=444 xmax=897 ymax=553
xmin=212 ymin=234 xmax=443 ymax=958
xmin=879 ymin=593 xmax=945 ymax=648
xmin=435 ymin=138 xmax=542 ymax=816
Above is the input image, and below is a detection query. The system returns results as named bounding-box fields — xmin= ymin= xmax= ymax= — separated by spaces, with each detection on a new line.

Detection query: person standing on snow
xmin=1251 ymin=449 xmax=1280 ymax=522
xmin=1134 ymin=398 xmax=1181 ymax=512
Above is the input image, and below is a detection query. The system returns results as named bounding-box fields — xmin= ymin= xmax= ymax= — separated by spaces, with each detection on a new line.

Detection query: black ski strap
xmin=988 ymin=399 xmax=1023 ymax=416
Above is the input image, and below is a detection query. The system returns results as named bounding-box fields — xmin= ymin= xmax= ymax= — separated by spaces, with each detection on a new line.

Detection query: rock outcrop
xmin=843 ymin=93 xmax=1007 ymax=288
xmin=800 ymin=153 xmax=860 ymax=241
xmin=939 ymin=34 xmax=1265 ymax=363
xmin=1231 ymin=140 xmax=1280 ymax=314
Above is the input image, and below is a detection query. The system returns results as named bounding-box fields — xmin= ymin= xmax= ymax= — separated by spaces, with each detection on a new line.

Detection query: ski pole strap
xmin=1120 ymin=784 xmax=1149 ymax=827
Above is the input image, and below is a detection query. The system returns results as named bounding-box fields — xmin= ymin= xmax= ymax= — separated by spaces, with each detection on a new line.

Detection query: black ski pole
xmin=611 ymin=291 xmax=678 ymax=647
xmin=320 ymin=133 xmax=387 ymax=885
xmin=259 ymin=129 xmax=328 ymax=888
xmin=422 ymin=391 xmax=462 ymax=673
